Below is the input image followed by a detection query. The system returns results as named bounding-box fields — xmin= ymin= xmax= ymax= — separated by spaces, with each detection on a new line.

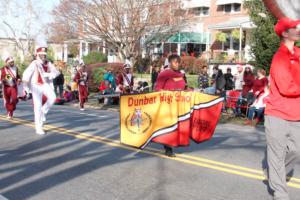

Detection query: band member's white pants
xmin=31 ymin=83 xmax=56 ymax=130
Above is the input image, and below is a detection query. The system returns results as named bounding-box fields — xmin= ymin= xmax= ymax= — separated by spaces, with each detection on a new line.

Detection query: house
xmin=152 ymin=0 xmax=255 ymax=62
xmin=60 ymin=0 xmax=254 ymax=64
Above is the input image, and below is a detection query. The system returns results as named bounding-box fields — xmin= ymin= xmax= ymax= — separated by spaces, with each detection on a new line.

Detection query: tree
xmin=0 ymin=0 xmax=45 ymax=62
xmin=244 ymin=0 xmax=280 ymax=72
xmin=50 ymin=0 xmax=188 ymax=65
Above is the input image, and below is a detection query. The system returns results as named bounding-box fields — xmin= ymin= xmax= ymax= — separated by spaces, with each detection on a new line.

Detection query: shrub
xmin=82 ymin=52 xmax=107 ymax=65
xmin=87 ymin=62 xmax=124 ymax=92
xmin=92 ymin=67 xmax=106 ymax=86
xmin=181 ymin=56 xmax=195 ymax=73
xmin=193 ymin=58 xmax=208 ymax=74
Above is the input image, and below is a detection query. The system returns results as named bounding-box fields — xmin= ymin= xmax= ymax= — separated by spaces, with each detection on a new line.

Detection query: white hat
xmin=36 ymin=47 xmax=47 ymax=55
xmin=5 ymin=56 xmax=14 ymax=64
xmin=123 ymin=63 xmax=131 ymax=69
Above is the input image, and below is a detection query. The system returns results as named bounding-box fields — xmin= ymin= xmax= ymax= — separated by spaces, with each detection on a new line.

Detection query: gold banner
xmin=120 ymin=91 xmax=223 ymax=149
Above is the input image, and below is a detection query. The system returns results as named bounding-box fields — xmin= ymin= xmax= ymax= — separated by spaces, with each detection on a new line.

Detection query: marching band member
xmin=0 ymin=57 xmax=21 ymax=119
xmin=22 ymin=46 xmax=59 ymax=135
xmin=155 ymin=54 xmax=187 ymax=157
xmin=116 ymin=64 xmax=134 ymax=94
xmin=74 ymin=63 xmax=88 ymax=111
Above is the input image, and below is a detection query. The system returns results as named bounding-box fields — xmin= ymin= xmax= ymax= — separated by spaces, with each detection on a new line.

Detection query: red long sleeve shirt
xmin=154 ymin=69 xmax=186 ymax=91
xmin=265 ymin=43 xmax=300 ymax=121
xmin=252 ymin=77 xmax=268 ymax=95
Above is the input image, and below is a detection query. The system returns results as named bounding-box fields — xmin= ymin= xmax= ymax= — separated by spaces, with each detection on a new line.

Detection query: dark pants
xmin=164 ymin=145 xmax=173 ymax=152
xmin=54 ymin=84 xmax=64 ymax=98
xmin=247 ymin=107 xmax=264 ymax=121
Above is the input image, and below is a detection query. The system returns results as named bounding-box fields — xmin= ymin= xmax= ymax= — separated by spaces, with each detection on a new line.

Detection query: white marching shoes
xmin=36 ymin=127 xmax=45 ymax=135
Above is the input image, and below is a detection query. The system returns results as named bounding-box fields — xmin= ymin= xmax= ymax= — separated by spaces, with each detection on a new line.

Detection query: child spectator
xmin=198 ymin=66 xmax=209 ymax=92
xmin=244 ymin=86 xmax=270 ymax=126
xmin=64 ymin=85 xmax=73 ymax=102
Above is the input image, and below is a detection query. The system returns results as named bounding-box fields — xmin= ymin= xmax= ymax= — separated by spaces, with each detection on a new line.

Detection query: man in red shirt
xmin=155 ymin=54 xmax=186 ymax=157
xmin=0 ymin=57 xmax=21 ymax=119
xmin=264 ymin=18 xmax=300 ymax=200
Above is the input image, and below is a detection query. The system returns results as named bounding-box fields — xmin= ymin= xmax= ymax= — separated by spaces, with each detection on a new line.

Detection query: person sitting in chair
xmin=244 ymin=86 xmax=269 ymax=126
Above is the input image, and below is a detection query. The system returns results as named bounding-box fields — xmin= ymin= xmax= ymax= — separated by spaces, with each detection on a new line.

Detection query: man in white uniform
xmin=22 ymin=46 xmax=59 ymax=135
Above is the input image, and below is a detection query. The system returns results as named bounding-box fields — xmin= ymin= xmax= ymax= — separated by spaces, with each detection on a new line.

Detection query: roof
xmin=182 ymin=0 xmax=211 ymax=9
xmin=216 ymin=0 xmax=242 ymax=5
xmin=208 ymin=17 xmax=255 ymax=30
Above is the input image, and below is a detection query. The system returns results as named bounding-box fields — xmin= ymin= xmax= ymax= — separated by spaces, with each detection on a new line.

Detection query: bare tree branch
xmin=50 ymin=0 xmax=188 ymax=64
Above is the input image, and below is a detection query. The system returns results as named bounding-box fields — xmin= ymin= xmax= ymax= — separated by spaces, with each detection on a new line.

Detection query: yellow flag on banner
xmin=120 ymin=91 xmax=223 ymax=149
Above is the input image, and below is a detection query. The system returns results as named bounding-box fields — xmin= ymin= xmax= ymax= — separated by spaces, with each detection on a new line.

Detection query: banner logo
xmin=125 ymin=108 xmax=152 ymax=135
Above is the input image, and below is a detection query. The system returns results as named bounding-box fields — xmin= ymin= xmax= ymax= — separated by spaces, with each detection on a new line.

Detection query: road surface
xmin=0 ymin=100 xmax=300 ymax=200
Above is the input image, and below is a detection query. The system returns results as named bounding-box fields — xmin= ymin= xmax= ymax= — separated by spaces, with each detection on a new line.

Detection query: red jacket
xmin=0 ymin=66 xmax=20 ymax=87
xmin=265 ymin=43 xmax=300 ymax=121
xmin=242 ymin=73 xmax=254 ymax=97
xmin=117 ymin=73 xmax=134 ymax=87
xmin=73 ymin=71 xmax=88 ymax=86
xmin=252 ymin=77 xmax=268 ymax=96
xmin=154 ymin=69 xmax=186 ymax=91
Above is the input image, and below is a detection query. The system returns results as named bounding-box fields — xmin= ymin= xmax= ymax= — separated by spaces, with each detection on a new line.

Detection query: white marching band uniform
xmin=22 ymin=50 xmax=59 ymax=135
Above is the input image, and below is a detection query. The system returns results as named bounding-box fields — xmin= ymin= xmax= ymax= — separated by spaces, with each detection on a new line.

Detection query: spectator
xmin=53 ymin=69 xmax=64 ymax=98
xmin=251 ymin=69 xmax=268 ymax=97
xmin=242 ymin=66 xmax=255 ymax=98
xmin=234 ymin=65 xmax=244 ymax=90
xmin=63 ymin=85 xmax=73 ymax=102
xmin=244 ymin=86 xmax=269 ymax=126
xmin=151 ymin=64 xmax=160 ymax=90
xmin=99 ymin=80 xmax=114 ymax=94
xmin=103 ymin=68 xmax=116 ymax=90
xmin=224 ymin=68 xmax=234 ymax=91
xmin=198 ymin=66 xmax=209 ymax=91
xmin=212 ymin=66 xmax=226 ymax=96
xmin=155 ymin=54 xmax=186 ymax=157
xmin=137 ymin=81 xmax=150 ymax=93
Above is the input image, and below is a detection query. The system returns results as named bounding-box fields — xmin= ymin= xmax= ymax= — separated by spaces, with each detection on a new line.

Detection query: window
xmin=221 ymin=31 xmax=245 ymax=51
xmin=194 ymin=7 xmax=210 ymax=16
xmin=224 ymin=4 xmax=232 ymax=13
xmin=223 ymin=3 xmax=241 ymax=13
xmin=233 ymin=3 xmax=241 ymax=12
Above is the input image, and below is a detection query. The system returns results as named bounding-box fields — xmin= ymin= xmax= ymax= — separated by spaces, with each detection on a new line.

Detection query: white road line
xmin=53 ymin=109 xmax=110 ymax=118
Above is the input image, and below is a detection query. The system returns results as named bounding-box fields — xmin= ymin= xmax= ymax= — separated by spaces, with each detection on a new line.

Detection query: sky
xmin=0 ymin=0 xmax=60 ymax=38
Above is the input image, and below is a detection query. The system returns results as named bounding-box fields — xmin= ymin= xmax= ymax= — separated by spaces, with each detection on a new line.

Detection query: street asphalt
xmin=0 ymin=100 xmax=300 ymax=200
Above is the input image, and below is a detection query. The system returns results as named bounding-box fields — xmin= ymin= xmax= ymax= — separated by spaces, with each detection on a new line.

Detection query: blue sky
xmin=39 ymin=0 xmax=60 ymax=23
